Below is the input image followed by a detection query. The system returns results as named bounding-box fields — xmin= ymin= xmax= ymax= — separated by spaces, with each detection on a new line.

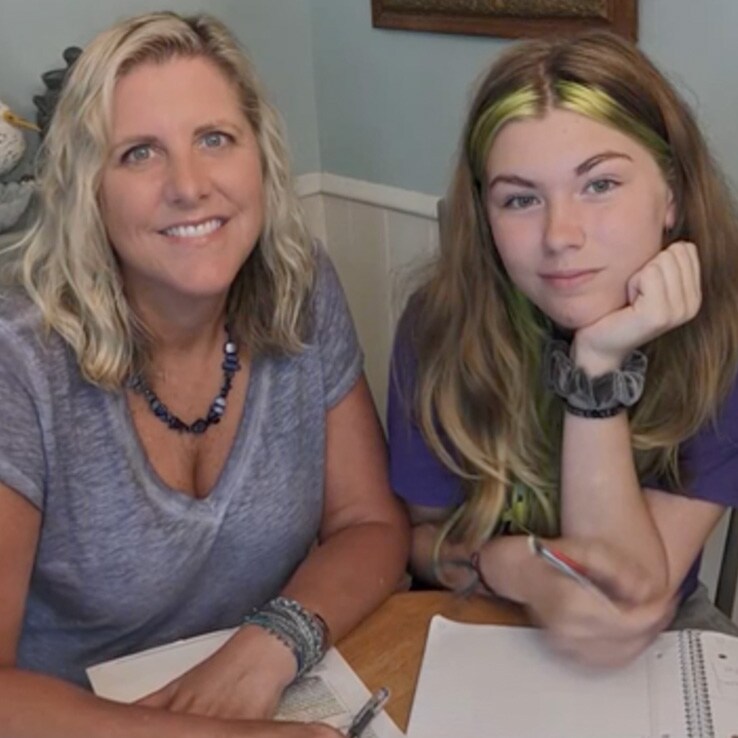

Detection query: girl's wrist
xmin=570 ymin=337 xmax=627 ymax=376
xmin=545 ymin=337 xmax=648 ymax=418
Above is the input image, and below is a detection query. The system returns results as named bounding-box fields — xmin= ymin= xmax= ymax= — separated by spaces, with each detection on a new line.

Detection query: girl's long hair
xmin=408 ymin=31 xmax=738 ymax=549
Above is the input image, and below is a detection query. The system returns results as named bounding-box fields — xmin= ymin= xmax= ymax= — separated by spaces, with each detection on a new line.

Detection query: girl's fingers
xmin=663 ymin=241 xmax=702 ymax=319
xmin=629 ymin=241 xmax=701 ymax=337
xmin=656 ymin=247 xmax=688 ymax=319
xmin=635 ymin=259 xmax=670 ymax=322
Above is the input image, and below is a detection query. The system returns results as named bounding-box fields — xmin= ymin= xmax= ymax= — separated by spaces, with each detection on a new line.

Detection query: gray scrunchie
xmin=544 ymin=338 xmax=648 ymax=413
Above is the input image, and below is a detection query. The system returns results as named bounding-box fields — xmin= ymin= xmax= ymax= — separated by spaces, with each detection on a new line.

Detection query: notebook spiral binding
xmin=679 ymin=630 xmax=715 ymax=738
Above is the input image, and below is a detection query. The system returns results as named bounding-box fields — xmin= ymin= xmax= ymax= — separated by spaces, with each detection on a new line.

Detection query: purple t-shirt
xmin=387 ymin=321 xmax=738 ymax=597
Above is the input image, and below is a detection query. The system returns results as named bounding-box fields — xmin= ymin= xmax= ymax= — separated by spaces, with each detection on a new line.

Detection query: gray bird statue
xmin=0 ymin=100 xmax=39 ymax=233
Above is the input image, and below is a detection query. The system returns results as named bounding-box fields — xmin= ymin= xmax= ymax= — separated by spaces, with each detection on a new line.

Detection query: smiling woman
xmin=0 ymin=11 xmax=408 ymax=738
xmin=100 ymin=56 xmax=265 ymax=315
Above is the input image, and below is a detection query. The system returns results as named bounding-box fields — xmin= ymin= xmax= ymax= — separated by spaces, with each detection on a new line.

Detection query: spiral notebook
xmin=406 ymin=616 xmax=738 ymax=738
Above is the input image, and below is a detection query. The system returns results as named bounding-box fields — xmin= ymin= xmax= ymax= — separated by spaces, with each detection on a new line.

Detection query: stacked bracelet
xmin=543 ymin=338 xmax=647 ymax=418
xmin=243 ymin=596 xmax=329 ymax=679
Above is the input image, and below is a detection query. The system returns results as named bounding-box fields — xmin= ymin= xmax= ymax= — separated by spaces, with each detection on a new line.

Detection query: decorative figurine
xmin=0 ymin=100 xmax=38 ymax=233
xmin=33 ymin=46 xmax=82 ymax=136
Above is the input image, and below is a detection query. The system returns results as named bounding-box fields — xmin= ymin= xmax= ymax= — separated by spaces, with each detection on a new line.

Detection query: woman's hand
xmin=479 ymin=536 xmax=676 ymax=667
xmin=136 ymin=625 xmax=297 ymax=720
xmin=242 ymin=723 xmax=343 ymax=738
xmin=573 ymin=241 xmax=701 ymax=374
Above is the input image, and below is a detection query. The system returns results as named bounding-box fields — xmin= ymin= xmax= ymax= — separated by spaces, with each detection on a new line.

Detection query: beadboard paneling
xmin=301 ymin=184 xmax=437 ymax=421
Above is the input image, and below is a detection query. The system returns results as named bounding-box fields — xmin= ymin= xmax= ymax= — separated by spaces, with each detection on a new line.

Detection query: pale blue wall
xmin=5 ymin=1 xmax=738 ymax=196
xmin=0 ymin=0 xmax=320 ymax=174
xmin=309 ymin=0 xmax=505 ymax=195
xmin=638 ymin=1 xmax=738 ymax=191
xmin=309 ymin=0 xmax=738 ymax=196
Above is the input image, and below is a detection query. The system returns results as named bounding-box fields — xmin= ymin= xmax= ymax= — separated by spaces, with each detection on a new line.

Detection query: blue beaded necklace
xmin=128 ymin=324 xmax=241 ymax=435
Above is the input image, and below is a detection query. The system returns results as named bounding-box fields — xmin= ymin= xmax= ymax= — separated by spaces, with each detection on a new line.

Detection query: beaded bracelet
xmin=243 ymin=596 xmax=329 ymax=679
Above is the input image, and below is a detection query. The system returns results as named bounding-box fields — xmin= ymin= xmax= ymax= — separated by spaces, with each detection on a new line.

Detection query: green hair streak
xmin=468 ymin=80 xmax=672 ymax=181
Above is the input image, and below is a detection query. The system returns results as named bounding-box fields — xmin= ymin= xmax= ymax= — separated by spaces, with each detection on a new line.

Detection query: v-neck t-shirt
xmin=1 ymin=247 xmax=362 ymax=686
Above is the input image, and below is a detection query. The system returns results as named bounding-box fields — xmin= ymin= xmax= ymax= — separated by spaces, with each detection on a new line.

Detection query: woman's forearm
xmin=0 ymin=668 xmax=303 ymax=738
xmin=281 ymin=516 xmax=409 ymax=641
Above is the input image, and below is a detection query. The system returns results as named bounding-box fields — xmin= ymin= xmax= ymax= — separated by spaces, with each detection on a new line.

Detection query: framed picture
xmin=371 ymin=1 xmax=638 ymax=41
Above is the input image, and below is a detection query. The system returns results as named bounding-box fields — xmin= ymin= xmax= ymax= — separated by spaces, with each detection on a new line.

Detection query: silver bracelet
xmin=243 ymin=596 xmax=329 ymax=679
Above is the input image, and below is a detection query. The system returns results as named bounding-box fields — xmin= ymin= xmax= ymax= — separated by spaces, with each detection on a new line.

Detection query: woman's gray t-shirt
xmin=0 ymin=249 xmax=363 ymax=687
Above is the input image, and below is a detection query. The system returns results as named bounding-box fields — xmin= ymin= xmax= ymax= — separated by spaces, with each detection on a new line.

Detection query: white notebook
xmin=406 ymin=616 xmax=738 ymax=738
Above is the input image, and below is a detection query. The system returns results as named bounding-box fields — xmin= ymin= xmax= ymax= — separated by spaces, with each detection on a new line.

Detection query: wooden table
xmin=337 ymin=591 xmax=527 ymax=731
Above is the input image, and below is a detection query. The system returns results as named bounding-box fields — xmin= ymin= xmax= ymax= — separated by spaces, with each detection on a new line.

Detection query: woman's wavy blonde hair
xmin=2 ymin=11 xmax=315 ymax=388
xmin=408 ymin=31 xmax=738 ymax=550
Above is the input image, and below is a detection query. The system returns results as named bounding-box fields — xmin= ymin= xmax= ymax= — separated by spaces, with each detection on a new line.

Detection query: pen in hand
xmin=346 ymin=686 xmax=390 ymax=738
xmin=528 ymin=535 xmax=618 ymax=610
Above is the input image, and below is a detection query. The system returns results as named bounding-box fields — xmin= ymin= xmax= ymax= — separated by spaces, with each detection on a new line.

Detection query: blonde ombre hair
xmin=2 ymin=11 xmax=314 ymax=387
xmin=407 ymin=31 xmax=738 ymax=550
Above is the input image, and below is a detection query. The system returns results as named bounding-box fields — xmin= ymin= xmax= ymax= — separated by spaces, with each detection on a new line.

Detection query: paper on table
xmin=86 ymin=627 xmax=403 ymax=737
xmin=406 ymin=616 xmax=653 ymax=738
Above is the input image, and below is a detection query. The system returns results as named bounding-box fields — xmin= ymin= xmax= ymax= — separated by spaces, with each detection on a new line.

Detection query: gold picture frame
xmin=371 ymin=1 xmax=638 ymax=41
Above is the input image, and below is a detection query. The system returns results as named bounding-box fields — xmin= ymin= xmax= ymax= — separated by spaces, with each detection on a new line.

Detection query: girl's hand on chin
xmin=572 ymin=241 xmax=701 ymax=375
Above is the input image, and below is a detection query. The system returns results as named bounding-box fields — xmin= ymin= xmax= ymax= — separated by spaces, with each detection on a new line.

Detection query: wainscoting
xmin=296 ymin=172 xmax=735 ymax=620
xmin=297 ymin=173 xmax=439 ymax=421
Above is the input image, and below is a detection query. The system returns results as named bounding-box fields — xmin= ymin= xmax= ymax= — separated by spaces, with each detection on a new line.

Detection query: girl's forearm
xmin=560 ymin=412 xmax=668 ymax=591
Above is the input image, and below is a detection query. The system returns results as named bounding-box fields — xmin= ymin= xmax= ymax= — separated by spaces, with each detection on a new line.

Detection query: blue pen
xmin=346 ymin=686 xmax=390 ymax=738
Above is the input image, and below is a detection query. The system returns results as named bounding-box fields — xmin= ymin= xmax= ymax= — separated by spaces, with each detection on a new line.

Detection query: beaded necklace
xmin=128 ymin=324 xmax=241 ymax=435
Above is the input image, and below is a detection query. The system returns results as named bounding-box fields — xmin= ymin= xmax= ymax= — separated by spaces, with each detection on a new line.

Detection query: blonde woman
xmin=0 ymin=11 xmax=408 ymax=738
xmin=388 ymin=31 xmax=738 ymax=665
